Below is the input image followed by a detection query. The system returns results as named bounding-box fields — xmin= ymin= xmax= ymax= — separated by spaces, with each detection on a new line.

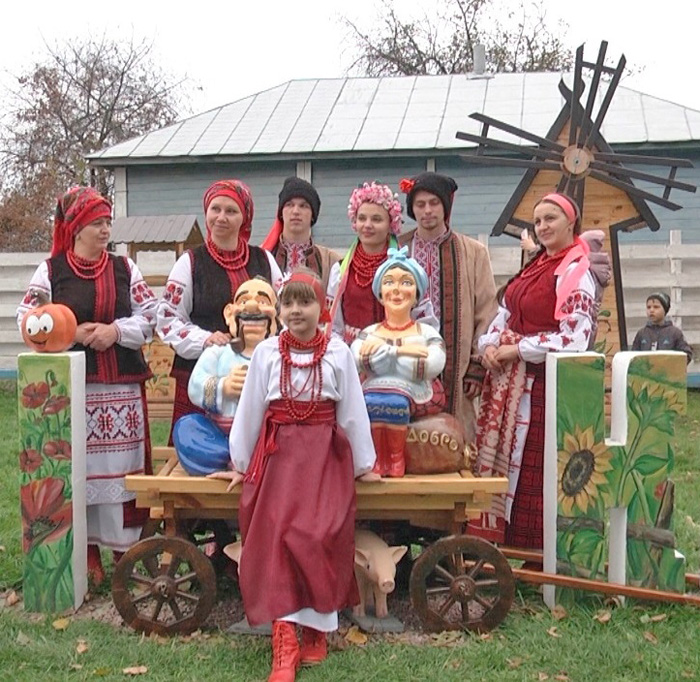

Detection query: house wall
xmin=121 ymin=149 xmax=700 ymax=251
xmin=126 ymin=162 xmax=296 ymax=242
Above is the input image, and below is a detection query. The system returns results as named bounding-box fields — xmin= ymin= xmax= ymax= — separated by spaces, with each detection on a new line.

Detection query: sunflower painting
xmin=558 ymin=426 xmax=613 ymax=516
xmin=17 ymin=352 xmax=86 ymax=612
xmin=548 ymin=351 xmax=687 ymax=596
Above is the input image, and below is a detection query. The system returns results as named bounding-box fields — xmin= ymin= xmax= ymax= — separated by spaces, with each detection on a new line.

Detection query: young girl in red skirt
xmin=209 ymin=270 xmax=378 ymax=682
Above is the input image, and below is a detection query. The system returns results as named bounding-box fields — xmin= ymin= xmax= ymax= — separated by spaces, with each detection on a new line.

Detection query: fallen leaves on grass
xmin=681 ymin=670 xmax=695 ymax=678
xmin=643 ymin=631 xmax=658 ymax=645
xmin=538 ymin=673 xmax=550 ymax=681
xmin=123 ymin=666 xmax=148 ymax=675
xmin=69 ymin=664 xmax=83 ymax=671
xmin=640 ymin=613 xmax=667 ymax=624
xmin=76 ymin=639 xmax=89 ymax=654
xmin=16 ymin=631 xmax=32 ymax=646
xmin=5 ymin=589 xmax=20 ymax=606
xmin=52 ymin=617 xmax=71 ymax=631
xmin=593 ymin=610 xmax=612 ymax=624
xmin=554 ymin=674 xmax=571 ymax=681
xmin=430 ymin=631 xmax=464 ymax=647
xmin=551 ymin=604 xmax=567 ymax=621
xmin=344 ymin=626 xmax=368 ymax=646
xmin=507 ymin=657 xmax=524 ymax=669
xmin=547 ymin=626 xmax=561 ymax=638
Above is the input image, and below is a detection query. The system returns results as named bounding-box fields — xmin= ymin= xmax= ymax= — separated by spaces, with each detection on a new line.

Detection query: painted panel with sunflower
xmin=18 ymin=352 xmax=87 ymax=612
xmin=544 ymin=351 xmax=687 ymax=599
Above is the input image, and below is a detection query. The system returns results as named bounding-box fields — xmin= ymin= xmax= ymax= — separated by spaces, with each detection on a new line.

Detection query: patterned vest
xmin=48 ymin=253 xmax=150 ymax=384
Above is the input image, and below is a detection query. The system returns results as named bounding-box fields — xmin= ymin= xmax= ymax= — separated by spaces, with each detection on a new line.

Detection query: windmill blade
xmin=468 ymin=113 xmax=565 ymax=152
xmin=459 ymin=154 xmax=563 ymax=172
xmin=590 ymin=160 xmax=697 ymax=193
xmin=582 ymin=53 xmax=627 ymax=150
xmin=556 ymin=175 xmax=570 ymax=193
xmin=577 ymin=41 xmax=608 ymax=147
xmin=569 ymin=45 xmax=585 ymax=147
xmin=594 ymin=151 xmax=694 ymax=169
xmin=588 ymin=169 xmax=683 ymax=210
xmin=455 ymin=131 xmax=562 ymax=162
xmin=572 ymin=180 xmax=586 ymax=219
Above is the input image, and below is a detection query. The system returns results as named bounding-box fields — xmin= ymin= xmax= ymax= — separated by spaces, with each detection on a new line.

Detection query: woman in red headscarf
xmin=469 ymin=193 xmax=597 ymax=551
xmin=17 ymin=186 xmax=158 ymax=584
xmin=156 ymin=180 xmax=283 ymax=442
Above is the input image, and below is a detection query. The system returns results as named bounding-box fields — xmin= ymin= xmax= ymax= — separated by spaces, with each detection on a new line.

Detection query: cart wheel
xmin=112 ymin=536 xmax=217 ymax=635
xmin=410 ymin=535 xmax=514 ymax=633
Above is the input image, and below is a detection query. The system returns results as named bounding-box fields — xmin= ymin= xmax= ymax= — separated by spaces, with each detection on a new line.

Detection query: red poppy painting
xmin=21 ymin=381 xmax=49 ymax=409
xmin=19 ymin=448 xmax=43 ymax=474
xmin=20 ymin=477 xmax=72 ymax=553
xmin=43 ymin=440 xmax=72 ymax=460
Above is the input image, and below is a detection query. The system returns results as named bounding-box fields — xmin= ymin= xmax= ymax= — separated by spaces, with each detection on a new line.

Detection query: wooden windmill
xmin=457 ymin=41 xmax=696 ymax=353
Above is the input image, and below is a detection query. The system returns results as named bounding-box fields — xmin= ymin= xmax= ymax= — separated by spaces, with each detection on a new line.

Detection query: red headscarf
xmin=51 ymin=187 xmax=112 ymax=257
xmin=282 ymin=271 xmax=331 ymax=324
xmin=203 ymin=179 xmax=254 ymax=242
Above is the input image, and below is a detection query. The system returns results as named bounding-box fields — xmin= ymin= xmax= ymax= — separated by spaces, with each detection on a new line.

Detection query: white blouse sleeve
xmin=326 ymin=262 xmax=347 ymax=340
xmin=156 ymin=252 xmax=211 ymax=360
xmin=332 ymin=342 xmax=376 ymax=477
xmin=113 ymin=258 xmax=156 ymax=349
xmin=188 ymin=345 xmax=225 ymax=412
xmin=263 ymin=250 xmax=284 ymax=291
xmin=477 ymin=305 xmax=510 ymax=353
xmin=228 ymin=342 xmax=271 ymax=474
xmin=412 ymin=293 xmax=439 ymax=331
xmin=16 ymin=262 xmax=52 ymax=328
xmin=517 ymin=269 xmax=596 ymax=363
xmin=395 ymin=325 xmax=446 ymax=381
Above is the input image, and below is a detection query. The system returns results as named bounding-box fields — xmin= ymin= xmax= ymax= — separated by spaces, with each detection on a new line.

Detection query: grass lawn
xmin=1 ymin=381 xmax=699 ymax=681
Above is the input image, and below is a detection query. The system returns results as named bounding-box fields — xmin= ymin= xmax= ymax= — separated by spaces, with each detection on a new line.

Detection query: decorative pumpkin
xmin=21 ymin=291 xmax=77 ymax=353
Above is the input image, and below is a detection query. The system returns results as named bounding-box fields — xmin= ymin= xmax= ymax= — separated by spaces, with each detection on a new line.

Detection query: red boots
xmin=267 ymin=622 xmax=328 ymax=680
xmin=268 ymin=621 xmax=300 ymax=682
xmin=87 ymin=544 xmax=105 ymax=587
xmin=371 ymin=424 xmax=407 ymax=477
xmin=300 ymin=626 xmax=327 ymax=665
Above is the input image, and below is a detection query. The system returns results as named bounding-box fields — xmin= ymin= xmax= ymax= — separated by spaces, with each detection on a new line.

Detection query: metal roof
xmin=111 ymin=215 xmax=202 ymax=244
xmin=89 ymin=73 xmax=700 ymax=164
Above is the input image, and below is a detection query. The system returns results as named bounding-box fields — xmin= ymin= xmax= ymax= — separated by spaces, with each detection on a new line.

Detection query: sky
xmin=0 ymin=0 xmax=697 ymax=122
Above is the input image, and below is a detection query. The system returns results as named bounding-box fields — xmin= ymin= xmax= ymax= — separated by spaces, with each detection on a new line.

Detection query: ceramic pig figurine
xmin=353 ymin=530 xmax=408 ymax=618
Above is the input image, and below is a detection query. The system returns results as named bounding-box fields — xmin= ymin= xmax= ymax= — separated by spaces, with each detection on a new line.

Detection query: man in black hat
xmin=261 ymin=177 xmax=339 ymax=293
xmin=399 ymin=171 xmax=498 ymax=440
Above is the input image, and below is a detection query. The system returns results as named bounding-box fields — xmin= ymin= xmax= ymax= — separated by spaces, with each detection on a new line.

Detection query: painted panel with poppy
xmin=17 ymin=352 xmax=87 ymax=612
xmin=543 ymin=351 xmax=687 ymax=604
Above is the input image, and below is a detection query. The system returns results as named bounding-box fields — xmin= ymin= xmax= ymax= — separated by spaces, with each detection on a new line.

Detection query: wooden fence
xmin=4 ymin=230 xmax=699 ymax=379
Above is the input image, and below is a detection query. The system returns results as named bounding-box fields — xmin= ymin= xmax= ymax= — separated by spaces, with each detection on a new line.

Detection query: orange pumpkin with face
xmin=21 ymin=299 xmax=77 ymax=353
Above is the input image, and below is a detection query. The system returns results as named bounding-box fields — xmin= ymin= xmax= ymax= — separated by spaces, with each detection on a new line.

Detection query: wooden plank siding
xmin=126 ymin=162 xmax=296 ymax=242
xmin=122 ymin=150 xmax=700 ymax=249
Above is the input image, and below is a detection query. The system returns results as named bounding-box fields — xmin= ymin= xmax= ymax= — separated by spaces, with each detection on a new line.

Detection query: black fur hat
xmin=277 ymin=177 xmax=321 ymax=226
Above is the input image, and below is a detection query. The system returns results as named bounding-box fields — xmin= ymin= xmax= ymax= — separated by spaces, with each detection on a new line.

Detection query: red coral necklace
xmin=279 ymin=329 xmax=328 ymax=420
xmin=351 ymin=243 xmax=387 ymax=288
xmin=66 ymin=249 xmax=109 ymax=280
xmin=206 ymin=237 xmax=250 ymax=271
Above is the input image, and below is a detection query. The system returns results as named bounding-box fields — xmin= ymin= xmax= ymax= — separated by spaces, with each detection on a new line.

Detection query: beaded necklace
xmin=66 ymin=249 xmax=109 ymax=280
xmin=205 ymin=237 xmax=250 ymax=271
xmin=278 ymin=329 xmax=328 ymax=421
xmin=351 ymin=243 xmax=388 ymax=288
xmin=381 ymin=319 xmax=415 ymax=332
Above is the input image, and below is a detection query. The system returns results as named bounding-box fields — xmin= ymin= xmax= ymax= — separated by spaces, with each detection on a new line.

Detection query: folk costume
xmin=350 ymin=247 xmax=446 ymax=477
xmin=261 ymin=177 xmax=339 ymax=294
xmin=399 ymin=172 xmax=498 ymax=442
xmin=327 ymin=182 xmax=438 ymax=344
xmin=229 ymin=275 xmax=375 ymax=633
xmin=156 ymin=180 xmax=282 ymax=442
xmin=17 ymin=187 xmax=157 ymax=553
xmin=470 ymin=232 xmax=596 ymax=549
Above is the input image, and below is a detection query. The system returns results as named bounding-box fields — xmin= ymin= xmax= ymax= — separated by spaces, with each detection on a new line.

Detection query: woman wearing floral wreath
xmin=469 ymin=192 xmax=597 ymax=550
xmin=156 ymin=179 xmax=282 ymax=443
xmin=327 ymin=181 xmax=437 ymax=344
xmin=350 ymin=247 xmax=446 ymax=477
xmin=17 ymin=186 xmax=157 ymax=585
xmin=209 ymin=270 xmax=378 ymax=682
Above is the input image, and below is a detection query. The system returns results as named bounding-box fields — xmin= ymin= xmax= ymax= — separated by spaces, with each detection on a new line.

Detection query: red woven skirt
xmin=238 ymin=400 xmax=359 ymax=625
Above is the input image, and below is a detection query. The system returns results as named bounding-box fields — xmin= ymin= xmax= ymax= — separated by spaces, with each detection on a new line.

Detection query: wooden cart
xmin=112 ymin=447 xmax=513 ymax=636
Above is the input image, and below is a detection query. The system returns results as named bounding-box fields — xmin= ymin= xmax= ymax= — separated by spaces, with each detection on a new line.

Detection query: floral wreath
xmin=347 ymin=182 xmax=403 ymax=235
